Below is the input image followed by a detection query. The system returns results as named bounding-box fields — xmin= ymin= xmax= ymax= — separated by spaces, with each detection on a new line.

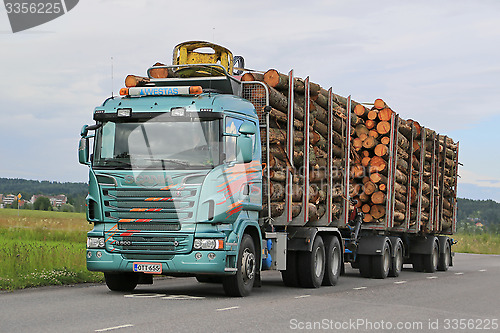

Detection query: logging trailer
xmin=79 ymin=41 xmax=459 ymax=296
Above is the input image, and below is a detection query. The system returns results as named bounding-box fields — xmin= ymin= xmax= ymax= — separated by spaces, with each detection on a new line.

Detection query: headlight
xmin=193 ymin=239 xmax=224 ymax=250
xmin=87 ymin=237 xmax=105 ymax=249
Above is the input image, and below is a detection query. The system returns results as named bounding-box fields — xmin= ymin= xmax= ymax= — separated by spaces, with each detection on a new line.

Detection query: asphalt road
xmin=1 ymin=253 xmax=500 ymax=333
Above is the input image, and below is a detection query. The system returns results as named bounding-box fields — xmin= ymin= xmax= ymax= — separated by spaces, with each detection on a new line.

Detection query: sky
xmin=0 ymin=0 xmax=499 ymax=202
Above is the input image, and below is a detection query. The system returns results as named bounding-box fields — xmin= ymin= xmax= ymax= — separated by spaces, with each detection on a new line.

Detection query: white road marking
xmin=216 ymin=306 xmax=240 ymax=311
xmin=162 ymin=295 xmax=205 ymax=300
xmin=479 ymin=269 xmax=487 ymax=272
xmin=394 ymin=280 xmax=407 ymax=284
xmin=455 ymin=272 xmax=464 ymax=275
xmin=353 ymin=287 xmax=367 ymax=290
xmin=427 ymin=276 xmax=438 ymax=279
xmin=95 ymin=324 xmax=134 ymax=332
xmin=295 ymin=295 xmax=311 ymax=299
xmin=124 ymin=294 xmax=166 ymax=298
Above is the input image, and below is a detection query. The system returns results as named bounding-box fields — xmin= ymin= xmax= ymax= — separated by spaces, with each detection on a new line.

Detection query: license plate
xmin=133 ymin=262 xmax=162 ymax=274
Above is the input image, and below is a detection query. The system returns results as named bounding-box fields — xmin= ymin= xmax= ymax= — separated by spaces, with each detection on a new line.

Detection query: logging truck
xmin=79 ymin=41 xmax=459 ymax=296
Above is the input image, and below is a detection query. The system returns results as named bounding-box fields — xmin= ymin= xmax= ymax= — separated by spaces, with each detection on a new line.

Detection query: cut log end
xmin=374 ymin=98 xmax=386 ymax=110
xmin=263 ymin=69 xmax=280 ymax=88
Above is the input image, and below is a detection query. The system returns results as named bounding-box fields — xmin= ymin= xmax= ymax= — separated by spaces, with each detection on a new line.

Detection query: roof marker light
xmin=120 ymin=88 xmax=129 ymax=96
xmin=189 ymin=86 xmax=203 ymax=95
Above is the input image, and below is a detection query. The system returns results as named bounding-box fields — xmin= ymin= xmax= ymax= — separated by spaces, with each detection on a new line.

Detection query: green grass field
xmin=452 ymin=233 xmax=500 ymax=255
xmin=0 ymin=209 xmax=103 ymax=290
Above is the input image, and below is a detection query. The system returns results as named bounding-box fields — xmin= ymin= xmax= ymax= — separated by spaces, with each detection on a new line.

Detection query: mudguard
xmin=410 ymin=235 xmax=438 ymax=255
xmin=357 ymin=236 xmax=391 ymax=256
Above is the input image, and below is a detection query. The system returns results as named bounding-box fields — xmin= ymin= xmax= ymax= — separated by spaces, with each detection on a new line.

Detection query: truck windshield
xmin=93 ymin=117 xmax=220 ymax=170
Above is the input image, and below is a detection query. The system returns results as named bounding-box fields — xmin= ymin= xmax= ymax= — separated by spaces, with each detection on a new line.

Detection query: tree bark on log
xmin=125 ymin=75 xmax=150 ymax=87
xmin=270 ymin=182 xmax=285 ymax=202
xmin=241 ymin=72 xmax=265 ymax=82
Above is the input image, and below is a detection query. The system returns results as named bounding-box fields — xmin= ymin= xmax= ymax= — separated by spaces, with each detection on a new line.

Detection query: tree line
xmin=0 ymin=178 xmax=87 ymax=212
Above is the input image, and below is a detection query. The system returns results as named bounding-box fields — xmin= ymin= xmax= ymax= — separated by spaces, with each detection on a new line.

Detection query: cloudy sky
xmin=0 ymin=0 xmax=499 ymax=202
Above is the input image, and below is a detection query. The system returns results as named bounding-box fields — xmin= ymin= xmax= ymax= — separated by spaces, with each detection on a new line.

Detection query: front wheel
xmin=104 ymin=272 xmax=139 ymax=292
xmin=223 ymin=234 xmax=256 ymax=297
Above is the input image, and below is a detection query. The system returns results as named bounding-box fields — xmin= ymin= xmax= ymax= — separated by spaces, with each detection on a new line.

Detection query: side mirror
xmin=239 ymin=122 xmax=256 ymax=135
xmin=80 ymin=124 xmax=89 ymax=137
xmin=79 ymin=137 xmax=90 ymax=165
xmin=236 ymin=135 xmax=253 ymax=163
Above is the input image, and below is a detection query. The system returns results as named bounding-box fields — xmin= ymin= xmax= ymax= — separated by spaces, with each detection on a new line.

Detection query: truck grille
xmin=108 ymin=233 xmax=192 ymax=254
xmin=102 ymin=187 xmax=198 ymax=229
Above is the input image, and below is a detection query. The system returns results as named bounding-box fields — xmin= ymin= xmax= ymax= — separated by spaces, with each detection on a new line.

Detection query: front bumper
xmin=87 ymin=242 xmax=238 ymax=275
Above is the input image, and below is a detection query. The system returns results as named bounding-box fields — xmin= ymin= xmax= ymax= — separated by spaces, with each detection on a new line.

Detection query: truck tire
xmin=298 ymin=235 xmax=325 ymax=288
xmin=372 ymin=241 xmax=391 ymax=279
xmin=281 ymin=251 xmax=300 ymax=287
xmin=437 ymin=241 xmax=451 ymax=271
xmin=196 ymin=275 xmax=223 ymax=283
xmin=358 ymin=255 xmax=372 ymax=278
xmin=412 ymin=254 xmax=424 ymax=272
xmin=104 ymin=272 xmax=139 ymax=292
xmin=423 ymin=240 xmax=439 ymax=273
xmin=223 ymin=234 xmax=256 ymax=297
xmin=389 ymin=242 xmax=403 ymax=278
xmin=322 ymin=236 xmax=342 ymax=286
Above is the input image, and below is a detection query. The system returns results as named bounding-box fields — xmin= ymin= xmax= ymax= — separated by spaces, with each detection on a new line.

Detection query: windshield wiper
xmin=95 ymin=160 xmax=132 ymax=169
xmin=143 ymin=158 xmax=191 ymax=168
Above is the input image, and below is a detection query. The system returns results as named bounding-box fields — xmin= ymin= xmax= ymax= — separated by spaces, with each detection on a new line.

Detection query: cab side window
xmin=225 ymin=117 xmax=256 ymax=162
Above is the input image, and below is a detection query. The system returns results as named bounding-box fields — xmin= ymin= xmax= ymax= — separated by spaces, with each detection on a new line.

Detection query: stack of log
xmin=349 ymin=99 xmax=395 ymax=223
xmin=349 ymin=99 xmax=424 ymax=225
xmin=242 ymin=69 xmax=350 ymax=222
xmin=436 ymin=134 xmax=458 ymax=231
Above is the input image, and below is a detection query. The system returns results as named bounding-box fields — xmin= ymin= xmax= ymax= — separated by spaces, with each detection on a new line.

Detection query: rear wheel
xmin=437 ymin=241 xmax=451 ymax=271
xmin=423 ymin=241 xmax=439 ymax=273
xmin=322 ymin=236 xmax=342 ymax=286
xmin=298 ymin=235 xmax=325 ymax=288
xmin=104 ymin=272 xmax=139 ymax=292
xmin=281 ymin=251 xmax=300 ymax=287
xmin=412 ymin=254 xmax=424 ymax=272
xmin=389 ymin=242 xmax=404 ymax=277
xmin=372 ymin=242 xmax=391 ymax=279
xmin=358 ymin=255 xmax=372 ymax=278
xmin=223 ymin=234 xmax=256 ymax=297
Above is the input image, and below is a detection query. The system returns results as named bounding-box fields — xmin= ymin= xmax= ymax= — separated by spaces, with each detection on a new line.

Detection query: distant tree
xmin=34 ymin=197 xmax=52 ymax=211
xmin=23 ymin=202 xmax=34 ymax=210
xmin=60 ymin=204 xmax=75 ymax=212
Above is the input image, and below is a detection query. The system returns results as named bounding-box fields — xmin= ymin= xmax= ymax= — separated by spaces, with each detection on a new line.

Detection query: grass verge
xmin=453 ymin=233 xmax=500 ymax=255
xmin=0 ymin=209 xmax=103 ymax=290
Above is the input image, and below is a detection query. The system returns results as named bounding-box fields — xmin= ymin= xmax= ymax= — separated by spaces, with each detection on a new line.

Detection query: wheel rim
xmin=432 ymin=245 xmax=439 ymax=269
xmin=395 ymin=247 xmax=403 ymax=272
xmin=242 ymin=248 xmax=255 ymax=283
xmin=383 ymin=248 xmax=390 ymax=274
xmin=331 ymin=246 xmax=340 ymax=276
xmin=445 ymin=245 xmax=450 ymax=267
xmin=314 ymin=246 xmax=325 ymax=278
